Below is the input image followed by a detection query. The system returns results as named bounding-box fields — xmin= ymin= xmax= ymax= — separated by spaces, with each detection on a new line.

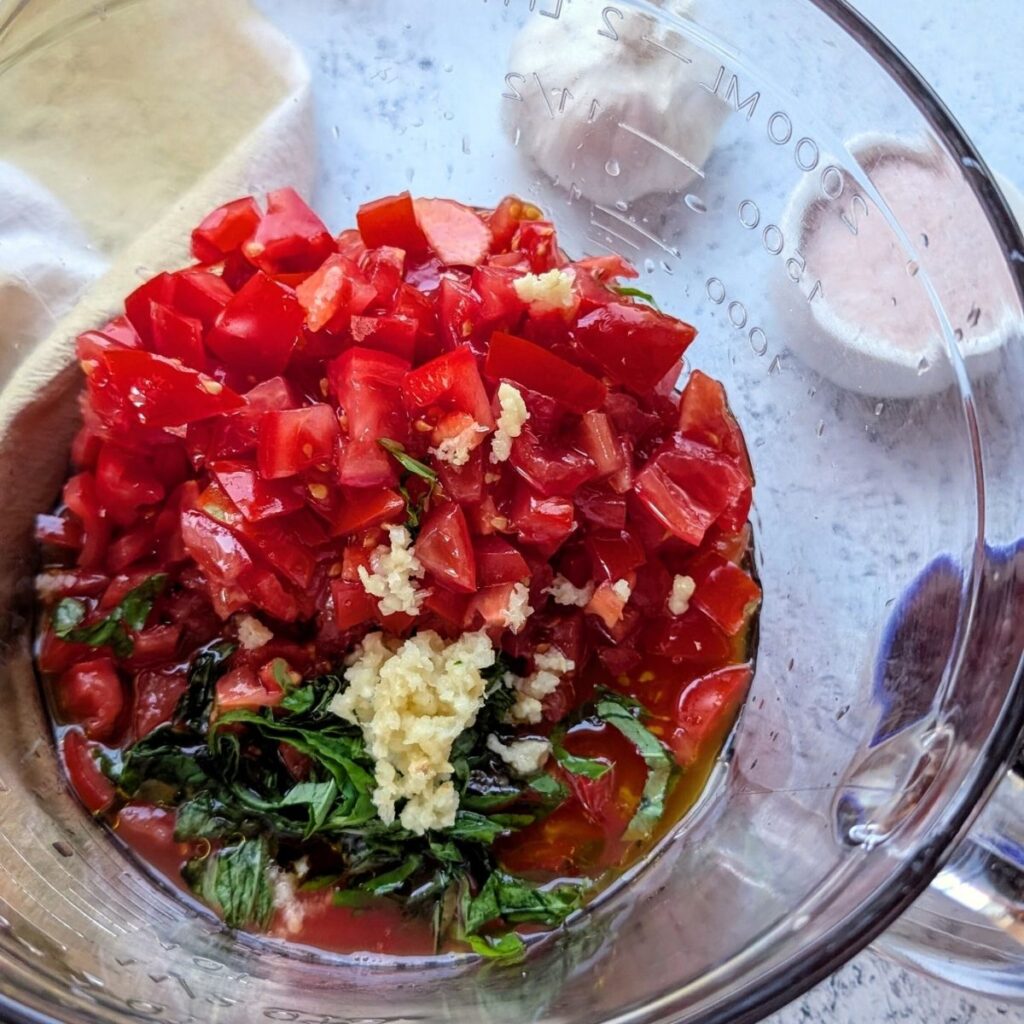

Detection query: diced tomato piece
xmin=243 ymin=521 xmax=318 ymax=590
xmin=463 ymin=582 xmax=517 ymax=632
xmin=415 ymin=503 xmax=477 ymax=594
xmin=62 ymin=731 xmax=115 ymax=813
xmin=349 ymin=314 xmax=417 ymax=362
xmin=435 ymin=444 xmax=485 ymax=505
xmin=575 ymin=485 xmax=627 ymax=530
xmin=437 ymin=275 xmax=481 ymax=352
xmin=574 ymin=303 xmax=697 ymax=394
xmin=86 ymin=348 xmax=243 ymax=430
xmin=257 ymin=405 xmax=340 ymax=480
xmin=587 ymin=529 xmax=645 ymax=582
xmin=206 ymin=272 xmax=304 ymax=378
xmin=356 ymin=192 xmax=427 ymax=254
xmin=421 ymin=586 xmax=470 ymax=629
xmin=97 ymin=315 xmax=143 ymax=348
xmin=35 ymin=513 xmax=83 ymax=550
xmin=295 ymin=253 xmax=377 ymax=333
xmin=172 ymin=269 xmax=234 ymax=327
xmin=149 ymin=302 xmax=206 ymax=370
xmin=215 ymin=664 xmax=284 ymax=711
xmin=413 ymin=198 xmax=492 ymax=267
xmin=670 ymin=665 xmax=752 ymax=767
xmin=472 ymin=265 xmax=526 ymax=330
xmin=124 ymin=273 xmax=175 ymax=345
xmin=485 ymin=331 xmax=606 ymax=414
xmin=63 ymin=472 xmax=111 ymax=569
xmin=133 ymin=669 xmax=187 ymax=739
xmin=509 ymin=424 xmax=598 ymax=498
xmin=209 ymin=460 xmax=303 ymax=520
xmin=645 ymin=608 xmax=732 ymax=665
xmin=487 ymin=196 xmax=544 ymax=252
xmin=361 ymin=246 xmax=405 ymax=305
xmin=336 ymin=228 xmax=367 ymax=261
xmin=634 ymin=440 xmax=750 ymax=547
xmin=402 ymin=346 xmax=495 ymax=429
xmin=58 ymin=658 xmax=124 ymax=742
xmin=127 ymin=623 xmax=182 ymax=667
xmin=573 ymin=254 xmax=639 ymax=282
xmin=513 ymin=221 xmax=564 ymax=273
xmin=242 ymin=187 xmax=335 ymax=274
xmin=679 ymin=370 xmax=751 ymax=470
xmin=510 ymin=484 xmax=576 ymax=550
xmin=329 ymin=487 xmax=405 ymax=536
xmin=686 ymin=554 xmax=761 ymax=636
xmin=577 ymin=410 xmax=626 ymax=478
xmin=330 ymin=579 xmax=377 ymax=630
xmin=585 ymin=579 xmax=633 ymax=630
xmin=472 ymin=536 xmax=530 ymax=586
xmin=95 ymin=444 xmax=165 ymax=525
xmin=181 ymin=508 xmax=254 ymax=584
xmin=191 ymin=196 xmax=262 ymax=264
xmin=329 ymin=347 xmax=410 ymax=487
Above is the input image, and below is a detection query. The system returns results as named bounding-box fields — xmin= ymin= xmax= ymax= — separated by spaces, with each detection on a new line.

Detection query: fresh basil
xmin=613 ymin=285 xmax=661 ymax=310
xmin=378 ymin=438 xmax=438 ymax=484
xmin=52 ymin=574 xmax=168 ymax=657
xmin=596 ymin=695 xmax=675 ymax=840
xmin=463 ymin=871 xmax=587 ymax=934
xmin=183 ymin=837 xmax=274 ymax=930
xmin=465 ymin=931 xmax=527 ymax=963
xmin=551 ymin=742 xmax=611 ymax=781
xmin=175 ymin=641 xmax=236 ymax=732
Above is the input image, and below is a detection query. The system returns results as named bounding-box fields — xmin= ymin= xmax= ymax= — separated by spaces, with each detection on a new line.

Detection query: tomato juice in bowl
xmin=33 ymin=189 xmax=760 ymax=959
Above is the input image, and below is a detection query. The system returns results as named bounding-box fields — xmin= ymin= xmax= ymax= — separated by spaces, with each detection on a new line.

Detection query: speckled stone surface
xmin=767 ymin=7 xmax=1024 ymax=1023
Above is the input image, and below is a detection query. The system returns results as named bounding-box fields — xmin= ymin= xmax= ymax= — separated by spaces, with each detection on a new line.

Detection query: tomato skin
xmin=402 ymin=347 xmax=495 ymax=430
xmin=670 ymin=665 xmax=752 ymax=767
xmin=510 ymin=484 xmax=576 ymax=551
xmin=180 ymin=508 xmax=254 ymax=584
xmin=349 ymin=314 xmax=418 ymax=363
xmin=206 ymin=272 xmax=305 ymax=379
xmin=62 ymin=731 xmax=116 ymax=814
xmin=172 ymin=269 xmax=234 ymax=328
xmin=634 ymin=440 xmax=750 ymax=547
xmin=215 ymin=664 xmax=285 ymax=711
xmin=415 ymin=503 xmax=478 ymax=594
xmin=257 ymin=405 xmax=340 ymax=480
xmin=687 ymin=554 xmax=761 ymax=636
xmin=356 ymin=192 xmax=427 ymax=254
xmin=209 ymin=461 xmax=303 ymax=520
xmin=487 ymin=195 xmax=544 ymax=252
xmin=95 ymin=444 xmax=165 ymax=526
xmin=413 ymin=198 xmax=492 ymax=267
xmin=435 ymin=445 xmax=485 ymax=505
xmin=574 ymin=302 xmax=697 ymax=395
xmin=463 ymin=582 xmax=517 ymax=632
xmin=58 ymin=658 xmax=125 ymax=742
xmin=329 ymin=487 xmax=405 ymax=536
xmin=329 ymin=347 xmax=410 ymax=487
xmin=437 ymin=275 xmax=482 ymax=351
xmin=133 ymin=668 xmax=187 ymax=739
xmin=644 ymin=607 xmax=732 ymax=666
xmin=242 ymin=187 xmax=335 ymax=274
xmin=330 ymin=579 xmax=377 ymax=630
xmin=295 ymin=254 xmax=377 ymax=333
xmin=86 ymin=348 xmax=244 ymax=431
xmin=150 ymin=302 xmax=206 ymax=370
xmin=124 ymin=272 xmax=175 ymax=345
xmin=485 ymin=332 xmax=607 ymax=415
xmin=473 ymin=535 xmax=530 ymax=586
xmin=361 ymin=246 xmax=405 ymax=305
xmin=577 ymin=410 xmax=626 ymax=478
xmin=509 ymin=424 xmax=598 ymax=498
xmin=191 ymin=196 xmax=262 ymax=264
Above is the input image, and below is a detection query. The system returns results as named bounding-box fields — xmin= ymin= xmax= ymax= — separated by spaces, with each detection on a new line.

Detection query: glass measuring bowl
xmin=0 ymin=0 xmax=1022 ymax=1021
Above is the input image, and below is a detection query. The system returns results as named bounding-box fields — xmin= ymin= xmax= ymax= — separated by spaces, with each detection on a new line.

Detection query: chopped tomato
xmin=191 ymin=196 xmax=262 ymax=264
xmin=215 ymin=664 xmax=285 ymax=710
xmin=670 ymin=665 xmax=752 ymax=767
xmin=63 ymin=472 xmax=111 ymax=569
xmin=487 ymin=195 xmax=544 ymax=252
xmin=361 ymin=246 xmax=405 ymax=305
xmin=59 ymin=658 xmax=124 ymax=742
xmin=180 ymin=508 xmax=254 ymax=584
xmin=210 ymin=460 xmax=304 ymax=520
xmin=413 ymin=198 xmax=492 ymax=267
xmin=510 ymin=484 xmax=576 ymax=551
xmin=123 ymin=272 xmax=175 ymax=345
xmin=509 ymin=424 xmax=598 ymax=497
xmin=463 ymin=582 xmax=518 ymax=632
xmin=95 ymin=444 xmax=165 ymax=526
xmin=330 ymin=579 xmax=377 ymax=630
xmin=133 ymin=669 xmax=187 ymax=739
xmin=85 ymin=349 xmax=244 ymax=430
xmin=574 ymin=303 xmax=697 ymax=394
xmin=349 ymin=314 xmax=418 ymax=362
xmin=687 ymin=554 xmax=762 ymax=636
xmin=62 ymin=731 xmax=115 ymax=813
xmin=257 ymin=405 xmax=340 ymax=480
xmin=485 ymin=331 xmax=607 ymax=414
xmin=206 ymin=272 xmax=305 ymax=378
xmin=329 ymin=487 xmax=406 ymax=536
xmin=242 ymin=187 xmax=335 ymax=274
xmin=402 ymin=346 xmax=495 ymax=429
xmin=150 ymin=302 xmax=206 ymax=370
xmin=295 ymin=253 xmax=377 ymax=333
xmin=415 ymin=502 xmax=477 ymax=593
xmin=356 ymin=192 xmax=427 ymax=254
xmin=474 ymin=535 xmax=530 ymax=586
xmin=35 ymin=513 xmax=84 ymax=550
xmin=679 ymin=370 xmax=752 ymax=473
xmin=172 ymin=269 xmax=234 ymax=327
xmin=437 ymin=275 xmax=482 ymax=351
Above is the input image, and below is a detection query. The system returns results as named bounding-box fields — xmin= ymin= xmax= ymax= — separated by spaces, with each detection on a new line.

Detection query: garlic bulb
xmin=505 ymin=0 xmax=727 ymax=204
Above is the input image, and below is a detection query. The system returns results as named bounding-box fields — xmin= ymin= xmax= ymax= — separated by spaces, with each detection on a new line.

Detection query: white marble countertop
xmin=769 ymin=6 xmax=1023 ymax=1022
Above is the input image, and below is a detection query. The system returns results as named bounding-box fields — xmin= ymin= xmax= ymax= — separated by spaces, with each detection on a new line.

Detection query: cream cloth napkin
xmin=0 ymin=0 xmax=314 ymax=613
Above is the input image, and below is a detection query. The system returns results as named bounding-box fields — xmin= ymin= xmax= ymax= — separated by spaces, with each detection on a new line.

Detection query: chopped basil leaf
xmin=360 ymin=854 xmax=423 ymax=895
xmin=528 ymin=773 xmax=570 ymax=807
xmin=183 ymin=837 xmax=274 ymax=930
xmin=175 ymin=641 xmax=236 ymax=732
xmin=465 ymin=931 xmax=527 ymax=963
xmin=51 ymin=574 xmax=168 ymax=658
xmin=378 ymin=438 xmax=438 ymax=484
xmin=613 ymin=285 xmax=661 ymax=310
xmin=551 ymin=742 xmax=611 ymax=781
xmin=332 ymin=889 xmax=377 ymax=908
xmin=596 ymin=695 xmax=675 ymax=841
xmin=463 ymin=871 xmax=587 ymax=934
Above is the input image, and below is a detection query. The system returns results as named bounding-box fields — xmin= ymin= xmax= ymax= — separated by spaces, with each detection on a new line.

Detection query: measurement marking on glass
xmin=589 ymin=218 xmax=642 ymax=251
xmin=593 ymin=203 xmax=681 ymax=258
xmin=616 ymin=121 xmax=705 ymax=178
xmin=642 ymin=34 xmax=692 ymax=64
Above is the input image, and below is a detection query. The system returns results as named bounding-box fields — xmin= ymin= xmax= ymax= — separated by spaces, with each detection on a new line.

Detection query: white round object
xmin=505 ymin=0 xmax=727 ymax=205
xmin=778 ymin=134 xmax=1023 ymax=399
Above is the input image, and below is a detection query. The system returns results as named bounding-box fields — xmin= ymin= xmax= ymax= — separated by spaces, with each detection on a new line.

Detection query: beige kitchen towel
xmin=0 ymin=0 xmax=315 ymax=622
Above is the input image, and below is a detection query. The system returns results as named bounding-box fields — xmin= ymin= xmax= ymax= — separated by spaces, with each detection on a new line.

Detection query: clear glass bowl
xmin=0 ymin=1 xmax=1021 ymax=1022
